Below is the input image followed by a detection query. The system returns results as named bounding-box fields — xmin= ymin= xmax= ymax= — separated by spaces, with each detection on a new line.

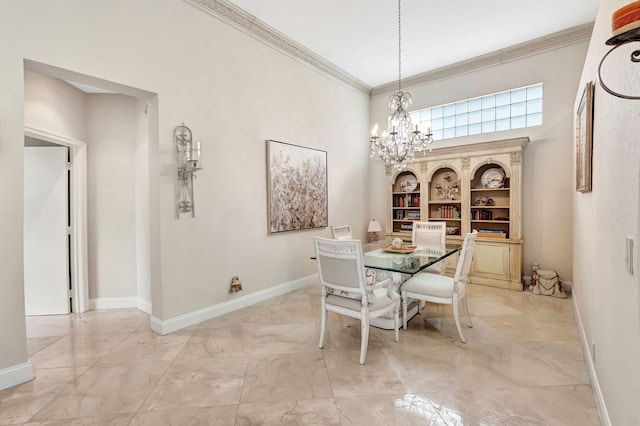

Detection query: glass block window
xmin=410 ymin=83 xmax=543 ymax=141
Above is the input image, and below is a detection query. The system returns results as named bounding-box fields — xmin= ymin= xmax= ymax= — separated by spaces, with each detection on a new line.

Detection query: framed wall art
xmin=576 ymin=81 xmax=594 ymax=192
xmin=266 ymin=139 xmax=328 ymax=233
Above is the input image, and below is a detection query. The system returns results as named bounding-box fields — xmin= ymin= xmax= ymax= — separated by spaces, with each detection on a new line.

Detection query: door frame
xmin=24 ymin=126 xmax=89 ymax=313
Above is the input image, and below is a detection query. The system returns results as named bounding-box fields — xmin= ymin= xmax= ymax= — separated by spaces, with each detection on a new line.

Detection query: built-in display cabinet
xmin=385 ymin=137 xmax=528 ymax=290
xmin=391 ymin=171 xmax=422 ymax=234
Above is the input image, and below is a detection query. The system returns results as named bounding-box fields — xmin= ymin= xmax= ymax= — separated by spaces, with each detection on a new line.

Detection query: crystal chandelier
xmin=369 ymin=0 xmax=433 ymax=170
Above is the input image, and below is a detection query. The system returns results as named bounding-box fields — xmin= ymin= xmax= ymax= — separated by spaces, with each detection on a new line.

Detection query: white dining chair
xmin=412 ymin=221 xmax=446 ymax=274
xmin=331 ymin=225 xmax=353 ymax=240
xmin=314 ymin=237 xmax=400 ymax=364
xmin=401 ymin=230 xmax=477 ymax=342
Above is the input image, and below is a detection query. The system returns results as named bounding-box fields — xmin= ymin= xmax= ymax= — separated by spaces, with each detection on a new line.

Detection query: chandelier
xmin=369 ymin=0 xmax=433 ymax=170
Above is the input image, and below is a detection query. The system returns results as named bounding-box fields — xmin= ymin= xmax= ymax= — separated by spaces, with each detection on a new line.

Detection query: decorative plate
xmin=481 ymin=168 xmax=505 ymax=188
xmin=400 ymin=175 xmax=418 ymax=192
xmin=383 ymin=245 xmax=416 ymax=254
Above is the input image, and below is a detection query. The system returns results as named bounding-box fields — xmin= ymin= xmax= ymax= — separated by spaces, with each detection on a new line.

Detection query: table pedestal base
xmin=370 ymin=299 xmax=419 ymax=330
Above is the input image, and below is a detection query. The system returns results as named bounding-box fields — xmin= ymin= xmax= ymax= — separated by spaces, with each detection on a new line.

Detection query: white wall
xmin=574 ymin=0 xmax=640 ymax=423
xmin=24 ymin=71 xmax=86 ymax=139
xmin=0 ymin=0 xmax=370 ymax=378
xmin=370 ymin=39 xmax=590 ymax=282
xmin=86 ymin=94 xmax=139 ymax=300
xmin=135 ymin=97 xmax=153 ymax=311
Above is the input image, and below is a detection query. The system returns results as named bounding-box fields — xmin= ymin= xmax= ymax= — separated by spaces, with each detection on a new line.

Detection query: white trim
xmin=87 ymin=297 xmax=151 ymax=314
xmin=89 ymin=297 xmax=139 ymax=310
xmin=572 ymin=285 xmax=611 ymax=426
xmin=372 ymin=23 xmax=594 ymax=96
xmin=24 ymin=126 xmax=89 ymax=314
xmin=137 ymin=299 xmax=152 ymax=315
xmin=0 ymin=362 xmax=33 ymax=391
xmin=185 ymin=1 xmax=592 ymax=96
xmin=150 ymin=274 xmax=317 ymax=335
xmin=184 ymin=0 xmax=370 ymax=94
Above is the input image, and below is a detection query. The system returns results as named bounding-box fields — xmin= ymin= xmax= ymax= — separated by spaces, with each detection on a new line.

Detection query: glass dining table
xmin=312 ymin=241 xmax=462 ymax=330
xmin=363 ymin=243 xmax=462 ymax=329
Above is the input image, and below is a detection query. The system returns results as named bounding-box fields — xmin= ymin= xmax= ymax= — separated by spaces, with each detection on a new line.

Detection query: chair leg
xmin=402 ymin=291 xmax=408 ymax=330
xmin=360 ymin=315 xmax=369 ymax=365
xmin=452 ymin=295 xmax=466 ymax=343
xmin=461 ymin=295 xmax=473 ymax=328
xmin=319 ymin=299 xmax=327 ymax=349
xmin=394 ymin=304 xmax=399 ymax=342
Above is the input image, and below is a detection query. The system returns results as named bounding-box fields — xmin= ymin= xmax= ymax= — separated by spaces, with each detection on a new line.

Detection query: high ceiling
xmin=226 ymin=0 xmax=600 ymax=88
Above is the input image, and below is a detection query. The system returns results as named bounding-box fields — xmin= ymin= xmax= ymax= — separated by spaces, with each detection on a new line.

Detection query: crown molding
xmin=372 ymin=22 xmax=595 ymax=98
xmin=184 ymin=0 xmax=371 ymax=94
xmin=183 ymin=0 xmax=594 ymax=100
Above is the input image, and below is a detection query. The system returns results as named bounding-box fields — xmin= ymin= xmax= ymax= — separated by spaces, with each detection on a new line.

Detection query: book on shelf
xmin=437 ymin=205 xmax=459 ymax=219
xmin=472 ymin=210 xmax=493 ymax=220
xmin=477 ymin=229 xmax=507 ymax=239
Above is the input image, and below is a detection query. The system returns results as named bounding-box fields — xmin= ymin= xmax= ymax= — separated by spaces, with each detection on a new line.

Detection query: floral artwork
xmin=266 ymin=140 xmax=328 ymax=233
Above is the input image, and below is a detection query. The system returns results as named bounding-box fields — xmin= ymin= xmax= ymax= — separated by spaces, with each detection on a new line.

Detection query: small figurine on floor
xmin=229 ymin=276 xmax=243 ymax=294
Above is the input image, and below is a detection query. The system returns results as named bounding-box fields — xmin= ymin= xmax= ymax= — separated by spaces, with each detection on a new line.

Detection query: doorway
xmin=24 ymin=127 xmax=89 ymax=314
xmin=24 ymin=143 xmax=70 ymax=315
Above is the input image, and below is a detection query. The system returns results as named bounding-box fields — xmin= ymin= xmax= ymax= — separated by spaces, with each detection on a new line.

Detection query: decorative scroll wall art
xmin=266 ymin=140 xmax=328 ymax=233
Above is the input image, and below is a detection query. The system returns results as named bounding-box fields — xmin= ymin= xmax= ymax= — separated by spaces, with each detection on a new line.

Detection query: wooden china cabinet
xmin=385 ymin=137 xmax=528 ymax=291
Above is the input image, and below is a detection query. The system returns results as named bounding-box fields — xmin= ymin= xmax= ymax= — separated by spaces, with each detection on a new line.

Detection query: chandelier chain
xmin=368 ymin=0 xmax=434 ymax=170
xmin=398 ymin=0 xmax=401 ymax=92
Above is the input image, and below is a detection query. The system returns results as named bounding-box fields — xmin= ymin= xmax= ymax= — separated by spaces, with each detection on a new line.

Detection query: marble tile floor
xmin=1 ymin=284 xmax=601 ymax=425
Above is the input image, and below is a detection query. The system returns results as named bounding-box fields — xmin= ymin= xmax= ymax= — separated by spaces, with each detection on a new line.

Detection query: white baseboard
xmin=89 ymin=296 xmax=151 ymax=313
xmin=137 ymin=299 xmax=152 ymax=315
xmin=571 ymin=285 xmax=611 ymax=426
xmin=150 ymin=274 xmax=318 ymax=335
xmin=0 ymin=362 xmax=33 ymax=391
xmin=89 ymin=297 xmax=138 ymax=310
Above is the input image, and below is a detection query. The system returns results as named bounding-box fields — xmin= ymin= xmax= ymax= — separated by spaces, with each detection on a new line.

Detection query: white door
xmin=24 ymin=146 xmax=70 ymax=315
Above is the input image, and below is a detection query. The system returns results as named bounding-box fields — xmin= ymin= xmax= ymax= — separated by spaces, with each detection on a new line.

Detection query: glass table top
xmin=360 ymin=243 xmax=461 ymax=275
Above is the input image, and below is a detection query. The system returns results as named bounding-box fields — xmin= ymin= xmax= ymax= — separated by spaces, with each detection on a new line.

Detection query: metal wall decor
xmin=598 ymin=27 xmax=640 ymax=99
xmin=175 ymin=124 xmax=202 ymax=218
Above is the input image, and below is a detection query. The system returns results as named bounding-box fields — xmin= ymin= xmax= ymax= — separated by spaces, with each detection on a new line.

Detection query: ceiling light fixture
xmin=369 ymin=0 xmax=434 ymax=170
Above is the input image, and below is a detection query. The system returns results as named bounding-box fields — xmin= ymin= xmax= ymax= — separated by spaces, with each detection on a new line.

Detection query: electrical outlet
xmin=625 ymin=237 xmax=634 ymax=275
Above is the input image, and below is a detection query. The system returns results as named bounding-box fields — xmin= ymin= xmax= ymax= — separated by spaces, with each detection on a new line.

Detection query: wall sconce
xmin=368 ymin=219 xmax=382 ymax=242
xmin=175 ymin=124 xmax=202 ymax=218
